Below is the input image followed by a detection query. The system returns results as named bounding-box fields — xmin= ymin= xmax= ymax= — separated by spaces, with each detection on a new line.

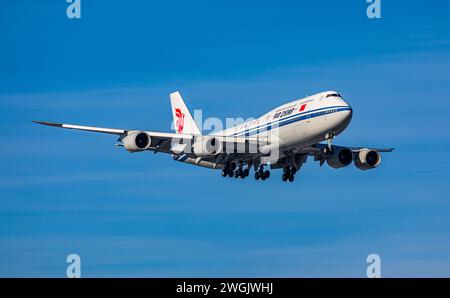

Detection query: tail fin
xmin=170 ymin=91 xmax=201 ymax=135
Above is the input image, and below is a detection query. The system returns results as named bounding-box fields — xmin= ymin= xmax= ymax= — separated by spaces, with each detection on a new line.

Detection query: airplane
xmin=33 ymin=90 xmax=393 ymax=182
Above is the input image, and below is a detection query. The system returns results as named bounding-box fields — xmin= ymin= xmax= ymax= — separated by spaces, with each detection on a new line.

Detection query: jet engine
xmin=326 ymin=147 xmax=354 ymax=169
xmin=192 ymin=136 xmax=223 ymax=157
xmin=355 ymin=149 xmax=381 ymax=170
xmin=123 ymin=131 xmax=151 ymax=152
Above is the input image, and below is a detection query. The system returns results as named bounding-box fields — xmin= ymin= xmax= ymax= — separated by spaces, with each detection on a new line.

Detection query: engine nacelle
xmin=192 ymin=136 xmax=223 ymax=157
xmin=326 ymin=147 xmax=353 ymax=169
xmin=123 ymin=131 xmax=151 ymax=152
xmin=355 ymin=149 xmax=381 ymax=170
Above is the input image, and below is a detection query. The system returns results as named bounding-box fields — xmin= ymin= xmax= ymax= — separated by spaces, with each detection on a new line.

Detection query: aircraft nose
xmin=341 ymin=106 xmax=353 ymax=127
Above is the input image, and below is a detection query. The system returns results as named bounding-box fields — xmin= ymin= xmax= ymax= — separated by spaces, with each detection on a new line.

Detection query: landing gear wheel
xmin=228 ymin=171 xmax=233 ymax=178
xmin=282 ymin=166 xmax=297 ymax=182
xmin=254 ymin=165 xmax=269 ymax=181
xmin=221 ymin=169 xmax=228 ymax=177
xmin=291 ymin=167 xmax=297 ymax=175
xmin=234 ymin=171 xmax=239 ymax=178
xmin=244 ymin=168 xmax=249 ymax=177
xmin=256 ymin=170 xmax=264 ymax=180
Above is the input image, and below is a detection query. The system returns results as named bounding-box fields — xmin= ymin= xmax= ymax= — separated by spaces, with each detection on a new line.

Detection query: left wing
xmin=299 ymin=143 xmax=394 ymax=154
xmin=297 ymin=143 xmax=394 ymax=170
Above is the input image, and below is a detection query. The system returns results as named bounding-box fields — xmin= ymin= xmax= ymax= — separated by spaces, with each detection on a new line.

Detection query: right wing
xmin=32 ymin=120 xmax=126 ymax=135
xmin=32 ymin=120 xmax=260 ymax=156
xmin=32 ymin=120 xmax=194 ymax=154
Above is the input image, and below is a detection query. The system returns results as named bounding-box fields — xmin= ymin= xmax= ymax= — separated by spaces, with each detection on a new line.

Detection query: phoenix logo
xmin=175 ymin=108 xmax=185 ymax=133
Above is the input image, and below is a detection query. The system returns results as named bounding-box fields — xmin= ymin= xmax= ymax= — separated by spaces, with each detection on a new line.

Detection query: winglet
xmin=32 ymin=120 xmax=64 ymax=127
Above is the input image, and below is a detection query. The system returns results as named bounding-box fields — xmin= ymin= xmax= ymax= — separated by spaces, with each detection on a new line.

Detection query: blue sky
xmin=1 ymin=0 xmax=450 ymax=277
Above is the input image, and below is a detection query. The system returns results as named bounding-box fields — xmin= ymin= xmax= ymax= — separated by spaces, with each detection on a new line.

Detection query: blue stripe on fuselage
xmin=232 ymin=106 xmax=351 ymax=137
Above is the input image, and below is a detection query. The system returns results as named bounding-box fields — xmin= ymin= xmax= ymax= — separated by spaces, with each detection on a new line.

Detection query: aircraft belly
xmin=278 ymin=115 xmax=328 ymax=148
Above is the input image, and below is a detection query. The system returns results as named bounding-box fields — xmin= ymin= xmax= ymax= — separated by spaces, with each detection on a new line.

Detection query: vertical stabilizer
xmin=170 ymin=91 xmax=201 ymax=135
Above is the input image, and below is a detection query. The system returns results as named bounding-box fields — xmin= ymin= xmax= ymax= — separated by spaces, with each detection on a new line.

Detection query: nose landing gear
xmin=322 ymin=132 xmax=335 ymax=156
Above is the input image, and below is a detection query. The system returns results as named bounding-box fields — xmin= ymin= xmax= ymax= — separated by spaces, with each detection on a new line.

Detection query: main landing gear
xmin=221 ymin=162 xmax=235 ymax=177
xmin=221 ymin=162 xmax=250 ymax=179
xmin=254 ymin=165 xmax=270 ymax=181
xmin=282 ymin=167 xmax=296 ymax=182
xmin=221 ymin=162 xmax=270 ymax=181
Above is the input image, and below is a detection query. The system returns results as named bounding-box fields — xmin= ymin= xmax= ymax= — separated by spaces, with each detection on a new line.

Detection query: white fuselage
xmin=215 ymin=91 xmax=353 ymax=152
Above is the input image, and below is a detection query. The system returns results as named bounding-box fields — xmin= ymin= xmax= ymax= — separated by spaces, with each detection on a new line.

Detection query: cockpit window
xmin=326 ymin=93 xmax=342 ymax=98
